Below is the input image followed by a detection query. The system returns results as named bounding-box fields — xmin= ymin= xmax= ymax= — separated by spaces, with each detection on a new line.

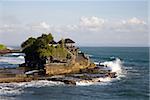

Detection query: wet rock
xmin=105 ymin=72 xmax=117 ymax=78
xmin=63 ymin=80 xmax=76 ymax=85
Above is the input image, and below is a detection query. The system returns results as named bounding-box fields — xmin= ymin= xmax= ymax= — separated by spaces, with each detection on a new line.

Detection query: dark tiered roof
xmin=49 ymin=40 xmax=57 ymax=44
xmin=58 ymin=38 xmax=75 ymax=44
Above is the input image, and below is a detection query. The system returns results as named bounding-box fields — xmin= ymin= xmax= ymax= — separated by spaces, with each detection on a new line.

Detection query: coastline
xmin=0 ymin=66 xmax=116 ymax=85
xmin=0 ymin=49 xmax=21 ymax=54
xmin=0 ymin=35 xmax=117 ymax=85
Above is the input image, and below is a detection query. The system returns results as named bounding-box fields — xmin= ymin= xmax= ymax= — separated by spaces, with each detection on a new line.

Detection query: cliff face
xmin=45 ymin=57 xmax=95 ymax=75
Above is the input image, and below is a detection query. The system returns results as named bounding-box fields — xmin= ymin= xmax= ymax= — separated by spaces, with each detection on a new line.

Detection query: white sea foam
xmin=0 ymin=80 xmax=64 ymax=96
xmin=0 ymin=56 xmax=25 ymax=65
xmin=98 ymin=77 xmax=112 ymax=82
xmin=110 ymin=56 xmax=115 ymax=59
xmin=20 ymin=80 xmax=64 ymax=88
xmin=76 ymin=81 xmax=95 ymax=86
xmin=0 ymin=53 xmax=25 ymax=65
xmin=76 ymin=58 xmax=125 ymax=86
xmin=17 ymin=56 xmax=24 ymax=59
xmin=76 ymin=77 xmax=112 ymax=86
xmin=0 ymin=58 xmax=125 ymax=90
xmin=100 ymin=58 xmax=122 ymax=74
xmin=0 ymin=83 xmax=24 ymax=96
xmin=10 ymin=53 xmax=21 ymax=56
xmin=94 ymin=62 xmax=100 ymax=65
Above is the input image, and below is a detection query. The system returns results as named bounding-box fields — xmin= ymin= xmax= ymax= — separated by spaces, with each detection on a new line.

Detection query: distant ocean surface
xmin=0 ymin=47 xmax=149 ymax=100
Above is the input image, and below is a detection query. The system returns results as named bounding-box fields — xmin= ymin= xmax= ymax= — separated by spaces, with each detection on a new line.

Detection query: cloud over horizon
xmin=0 ymin=16 xmax=148 ymax=46
xmin=79 ymin=16 xmax=105 ymax=31
xmin=9 ymin=16 xmax=146 ymax=33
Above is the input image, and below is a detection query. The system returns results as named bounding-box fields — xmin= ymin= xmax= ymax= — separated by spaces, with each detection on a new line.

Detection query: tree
xmin=0 ymin=44 xmax=7 ymax=50
xmin=21 ymin=37 xmax=36 ymax=49
xmin=37 ymin=33 xmax=53 ymax=44
xmin=21 ymin=33 xmax=70 ymax=69
xmin=21 ymin=33 xmax=54 ymax=69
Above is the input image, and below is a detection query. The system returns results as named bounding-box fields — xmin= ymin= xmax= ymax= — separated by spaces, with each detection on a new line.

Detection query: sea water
xmin=0 ymin=47 xmax=149 ymax=100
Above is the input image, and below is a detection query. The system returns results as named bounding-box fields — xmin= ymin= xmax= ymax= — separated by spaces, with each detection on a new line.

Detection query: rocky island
xmin=0 ymin=44 xmax=11 ymax=54
xmin=0 ymin=33 xmax=116 ymax=85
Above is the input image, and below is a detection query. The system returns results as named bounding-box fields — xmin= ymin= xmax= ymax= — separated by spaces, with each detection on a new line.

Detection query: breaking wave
xmin=100 ymin=58 xmax=122 ymax=74
xmin=76 ymin=58 xmax=125 ymax=86
xmin=76 ymin=77 xmax=112 ymax=86
xmin=0 ymin=56 xmax=25 ymax=65
xmin=0 ymin=53 xmax=25 ymax=65
xmin=0 ymin=80 xmax=64 ymax=96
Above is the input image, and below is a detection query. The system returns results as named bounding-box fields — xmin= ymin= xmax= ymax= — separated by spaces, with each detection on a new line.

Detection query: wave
xmin=0 ymin=56 xmax=25 ymax=65
xmin=5 ymin=53 xmax=25 ymax=57
xmin=17 ymin=56 xmax=24 ymax=59
xmin=76 ymin=77 xmax=112 ymax=86
xmin=0 ymin=80 xmax=64 ymax=96
xmin=0 ymin=57 xmax=125 ymax=91
xmin=10 ymin=53 xmax=21 ymax=56
xmin=0 ymin=53 xmax=25 ymax=65
xmin=77 ymin=58 xmax=125 ymax=86
xmin=0 ymin=77 xmax=115 ymax=96
xmin=100 ymin=58 xmax=122 ymax=74
xmin=18 ymin=80 xmax=64 ymax=88
xmin=101 ymin=58 xmax=127 ymax=80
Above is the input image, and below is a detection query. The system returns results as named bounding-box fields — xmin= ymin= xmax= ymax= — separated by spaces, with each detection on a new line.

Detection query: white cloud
xmin=66 ymin=25 xmax=78 ymax=31
xmin=115 ymin=17 xmax=148 ymax=33
xmin=79 ymin=16 xmax=105 ymax=31
xmin=27 ymin=22 xmax=51 ymax=33
xmin=29 ymin=22 xmax=50 ymax=29
xmin=0 ymin=16 xmax=148 ymax=46
xmin=0 ymin=24 xmax=24 ymax=33
xmin=122 ymin=17 xmax=146 ymax=25
xmin=0 ymin=17 xmax=147 ymax=34
xmin=40 ymin=22 xmax=50 ymax=29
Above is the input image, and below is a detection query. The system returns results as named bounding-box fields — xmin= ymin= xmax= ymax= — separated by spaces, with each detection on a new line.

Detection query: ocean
xmin=0 ymin=47 xmax=149 ymax=100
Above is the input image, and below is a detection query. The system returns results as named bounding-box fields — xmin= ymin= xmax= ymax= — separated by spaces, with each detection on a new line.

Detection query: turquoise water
xmin=0 ymin=47 xmax=149 ymax=100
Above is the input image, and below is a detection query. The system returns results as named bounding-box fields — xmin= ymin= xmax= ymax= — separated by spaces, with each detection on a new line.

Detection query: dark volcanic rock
xmin=79 ymin=67 xmax=110 ymax=74
xmin=105 ymin=72 xmax=117 ymax=78
xmin=63 ymin=80 xmax=76 ymax=85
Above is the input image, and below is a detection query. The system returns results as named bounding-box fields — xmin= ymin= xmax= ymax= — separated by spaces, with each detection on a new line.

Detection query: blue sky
xmin=0 ymin=0 xmax=148 ymax=46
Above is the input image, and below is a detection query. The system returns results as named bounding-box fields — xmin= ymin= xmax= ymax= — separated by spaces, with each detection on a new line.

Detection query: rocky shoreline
xmin=0 ymin=34 xmax=117 ymax=85
xmin=0 ymin=66 xmax=117 ymax=85
xmin=0 ymin=49 xmax=21 ymax=54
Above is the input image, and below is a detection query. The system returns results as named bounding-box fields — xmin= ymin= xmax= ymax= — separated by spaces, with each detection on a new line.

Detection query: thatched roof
xmin=58 ymin=38 xmax=75 ymax=44
xmin=49 ymin=40 xmax=57 ymax=44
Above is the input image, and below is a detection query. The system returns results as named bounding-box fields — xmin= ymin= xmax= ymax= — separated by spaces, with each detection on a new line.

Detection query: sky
xmin=0 ymin=0 xmax=149 ymax=47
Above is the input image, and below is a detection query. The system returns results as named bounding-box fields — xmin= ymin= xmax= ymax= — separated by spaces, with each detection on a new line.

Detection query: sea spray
xmin=100 ymin=58 xmax=122 ymax=74
xmin=76 ymin=58 xmax=124 ymax=86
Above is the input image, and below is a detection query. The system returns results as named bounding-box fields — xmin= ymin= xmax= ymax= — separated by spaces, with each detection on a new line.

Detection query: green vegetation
xmin=21 ymin=33 xmax=70 ymax=69
xmin=21 ymin=37 xmax=36 ymax=49
xmin=52 ymin=45 xmax=69 ymax=60
xmin=0 ymin=44 xmax=7 ymax=50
